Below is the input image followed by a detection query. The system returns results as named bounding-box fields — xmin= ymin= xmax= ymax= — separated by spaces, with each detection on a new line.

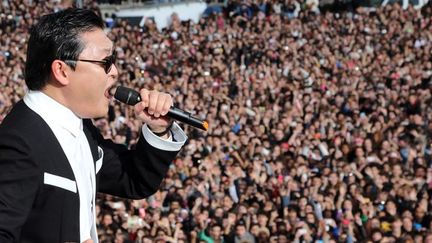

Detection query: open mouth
xmin=105 ymin=85 xmax=116 ymax=99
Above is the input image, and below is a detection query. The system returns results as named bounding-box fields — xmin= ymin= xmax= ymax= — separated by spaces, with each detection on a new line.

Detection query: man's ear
xmin=51 ymin=60 xmax=71 ymax=86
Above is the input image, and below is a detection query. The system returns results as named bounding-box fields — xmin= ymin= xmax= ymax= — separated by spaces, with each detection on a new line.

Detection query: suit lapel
xmin=82 ymin=119 xmax=99 ymax=163
xmin=19 ymin=101 xmax=76 ymax=181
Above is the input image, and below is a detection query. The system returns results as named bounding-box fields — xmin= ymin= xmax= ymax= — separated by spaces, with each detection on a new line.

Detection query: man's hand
xmin=133 ymin=89 xmax=173 ymax=135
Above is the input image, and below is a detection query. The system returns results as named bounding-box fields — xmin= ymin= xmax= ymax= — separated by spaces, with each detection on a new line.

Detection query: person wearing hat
xmin=232 ymin=219 xmax=255 ymax=243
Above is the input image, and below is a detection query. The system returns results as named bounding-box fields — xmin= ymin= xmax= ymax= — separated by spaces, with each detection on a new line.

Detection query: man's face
xmin=210 ymin=225 xmax=221 ymax=238
xmin=258 ymin=214 xmax=268 ymax=225
xmin=385 ymin=201 xmax=397 ymax=215
xmin=236 ymin=225 xmax=246 ymax=236
xmin=66 ymin=29 xmax=118 ymax=118
xmin=103 ymin=214 xmax=113 ymax=226
xmin=402 ymin=217 xmax=412 ymax=230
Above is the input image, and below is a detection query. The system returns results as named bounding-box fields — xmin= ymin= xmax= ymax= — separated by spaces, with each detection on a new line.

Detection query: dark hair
xmin=25 ymin=8 xmax=104 ymax=90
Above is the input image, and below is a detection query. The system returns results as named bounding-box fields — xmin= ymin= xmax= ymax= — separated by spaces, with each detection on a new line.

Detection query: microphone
xmin=113 ymin=86 xmax=208 ymax=131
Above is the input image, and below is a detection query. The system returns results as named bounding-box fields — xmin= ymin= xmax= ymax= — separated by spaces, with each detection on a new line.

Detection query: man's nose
xmin=109 ymin=63 xmax=119 ymax=79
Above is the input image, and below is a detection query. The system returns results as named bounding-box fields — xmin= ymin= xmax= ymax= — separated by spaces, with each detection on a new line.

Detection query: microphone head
xmin=114 ymin=86 xmax=141 ymax=105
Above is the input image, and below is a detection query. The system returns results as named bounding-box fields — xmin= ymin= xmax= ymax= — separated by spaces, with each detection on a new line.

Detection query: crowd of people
xmin=2 ymin=0 xmax=432 ymax=242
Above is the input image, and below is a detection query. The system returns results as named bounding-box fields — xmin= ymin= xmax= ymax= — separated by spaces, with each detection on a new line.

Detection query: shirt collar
xmin=23 ymin=90 xmax=83 ymax=137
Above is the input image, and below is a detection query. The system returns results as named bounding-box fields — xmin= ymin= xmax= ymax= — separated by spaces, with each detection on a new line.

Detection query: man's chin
xmin=95 ymin=109 xmax=109 ymax=119
xmin=82 ymin=107 xmax=109 ymax=119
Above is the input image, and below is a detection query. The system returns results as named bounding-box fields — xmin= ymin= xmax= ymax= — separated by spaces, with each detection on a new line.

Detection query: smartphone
xmin=318 ymin=143 xmax=329 ymax=157
xmin=301 ymin=147 xmax=310 ymax=157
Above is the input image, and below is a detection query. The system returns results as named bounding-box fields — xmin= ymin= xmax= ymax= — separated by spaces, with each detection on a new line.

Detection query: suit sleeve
xmin=0 ymin=130 xmax=41 ymax=242
xmin=84 ymin=120 xmax=186 ymax=199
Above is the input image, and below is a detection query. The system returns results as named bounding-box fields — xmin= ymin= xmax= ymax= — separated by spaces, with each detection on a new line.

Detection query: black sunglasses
xmin=65 ymin=51 xmax=117 ymax=74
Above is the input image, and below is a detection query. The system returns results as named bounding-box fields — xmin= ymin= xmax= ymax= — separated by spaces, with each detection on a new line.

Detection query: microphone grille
xmin=114 ymin=86 xmax=141 ymax=105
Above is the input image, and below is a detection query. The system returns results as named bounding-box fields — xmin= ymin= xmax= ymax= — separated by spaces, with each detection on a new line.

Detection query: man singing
xmin=0 ymin=8 xmax=187 ymax=242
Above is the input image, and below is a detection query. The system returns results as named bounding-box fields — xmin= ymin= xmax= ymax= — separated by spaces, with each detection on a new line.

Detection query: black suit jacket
xmin=0 ymin=101 xmax=179 ymax=242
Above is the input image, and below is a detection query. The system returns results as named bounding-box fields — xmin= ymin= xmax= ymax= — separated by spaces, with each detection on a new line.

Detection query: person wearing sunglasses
xmin=0 ymin=8 xmax=187 ymax=243
xmin=65 ymin=51 xmax=118 ymax=74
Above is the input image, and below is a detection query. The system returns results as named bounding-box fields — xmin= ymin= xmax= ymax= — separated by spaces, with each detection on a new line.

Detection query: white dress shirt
xmin=24 ymin=90 xmax=187 ymax=242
